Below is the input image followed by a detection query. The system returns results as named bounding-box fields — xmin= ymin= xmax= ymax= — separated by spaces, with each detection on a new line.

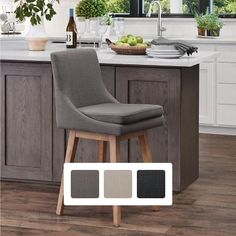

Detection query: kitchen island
xmin=0 ymin=41 xmax=217 ymax=191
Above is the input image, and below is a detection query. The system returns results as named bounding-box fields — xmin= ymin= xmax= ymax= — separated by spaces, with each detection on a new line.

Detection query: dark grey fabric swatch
xmin=137 ymin=170 xmax=165 ymax=198
xmin=71 ymin=170 xmax=99 ymax=198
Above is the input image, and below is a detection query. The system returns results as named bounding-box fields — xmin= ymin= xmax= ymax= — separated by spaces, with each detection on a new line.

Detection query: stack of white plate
xmin=146 ymin=45 xmax=185 ymax=59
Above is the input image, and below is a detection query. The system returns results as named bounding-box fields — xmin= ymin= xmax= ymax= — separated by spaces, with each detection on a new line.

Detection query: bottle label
xmin=66 ymin=32 xmax=73 ymax=46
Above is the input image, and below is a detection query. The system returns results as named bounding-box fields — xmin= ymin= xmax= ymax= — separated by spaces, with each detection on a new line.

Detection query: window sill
xmin=122 ymin=17 xmax=236 ymax=23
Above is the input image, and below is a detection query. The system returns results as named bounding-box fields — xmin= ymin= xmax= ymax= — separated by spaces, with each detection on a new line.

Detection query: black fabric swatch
xmin=137 ymin=170 xmax=165 ymax=198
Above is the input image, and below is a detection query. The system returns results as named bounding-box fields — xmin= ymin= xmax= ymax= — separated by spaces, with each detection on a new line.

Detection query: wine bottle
xmin=66 ymin=8 xmax=77 ymax=48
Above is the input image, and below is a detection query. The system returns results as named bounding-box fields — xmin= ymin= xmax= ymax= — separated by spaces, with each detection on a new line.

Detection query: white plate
xmin=147 ymin=49 xmax=181 ymax=54
xmin=147 ymin=54 xmax=183 ymax=59
xmin=151 ymin=45 xmax=176 ymax=50
xmin=146 ymin=51 xmax=182 ymax=55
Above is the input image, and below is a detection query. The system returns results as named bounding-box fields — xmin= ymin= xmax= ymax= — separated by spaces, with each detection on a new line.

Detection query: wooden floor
xmin=1 ymin=134 xmax=236 ymax=236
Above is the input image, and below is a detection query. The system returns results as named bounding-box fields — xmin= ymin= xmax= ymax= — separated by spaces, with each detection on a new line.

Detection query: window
xmin=213 ymin=0 xmax=236 ymax=15
xmin=107 ymin=0 xmax=236 ymax=17
xmin=143 ymin=0 xmax=199 ymax=15
xmin=107 ymin=0 xmax=130 ymax=14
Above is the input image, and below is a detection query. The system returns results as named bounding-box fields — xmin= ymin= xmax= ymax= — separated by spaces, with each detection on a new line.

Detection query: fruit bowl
xmin=106 ymin=37 xmax=150 ymax=55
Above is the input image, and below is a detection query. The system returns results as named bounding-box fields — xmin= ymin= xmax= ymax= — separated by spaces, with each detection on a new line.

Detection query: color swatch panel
xmin=64 ymin=163 xmax=172 ymax=206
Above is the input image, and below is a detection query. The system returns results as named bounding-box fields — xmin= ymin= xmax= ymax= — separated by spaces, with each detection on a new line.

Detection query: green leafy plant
xmin=144 ymin=0 xmax=170 ymax=14
xmin=183 ymin=0 xmax=199 ymax=15
xmin=103 ymin=14 xmax=112 ymax=25
xmin=214 ymin=0 xmax=236 ymax=14
xmin=14 ymin=0 xmax=59 ymax=26
xmin=195 ymin=14 xmax=207 ymax=29
xmin=195 ymin=10 xmax=223 ymax=36
xmin=76 ymin=0 xmax=108 ymax=18
xmin=107 ymin=0 xmax=130 ymax=13
xmin=204 ymin=13 xmax=223 ymax=31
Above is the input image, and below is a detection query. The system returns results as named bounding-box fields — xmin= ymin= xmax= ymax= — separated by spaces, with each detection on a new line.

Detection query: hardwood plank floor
xmin=1 ymin=134 xmax=236 ymax=236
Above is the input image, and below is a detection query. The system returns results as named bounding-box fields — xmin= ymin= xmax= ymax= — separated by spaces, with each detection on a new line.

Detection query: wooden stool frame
xmin=56 ymin=129 xmax=153 ymax=227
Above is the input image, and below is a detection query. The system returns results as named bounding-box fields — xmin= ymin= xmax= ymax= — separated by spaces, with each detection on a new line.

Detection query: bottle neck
xmin=69 ymin=9 xmax=74 ymax=18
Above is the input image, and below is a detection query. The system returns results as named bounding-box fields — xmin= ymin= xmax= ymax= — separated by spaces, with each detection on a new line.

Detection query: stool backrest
xmin=51 ymin=49 xmax=116 ymax=108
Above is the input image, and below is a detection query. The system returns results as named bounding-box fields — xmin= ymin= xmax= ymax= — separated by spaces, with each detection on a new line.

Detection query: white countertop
xmin=1 ymin=34 xmax=236 ymax=44
xmin=0 ymin=40 xmax=218 ymax=67
xmin=49 ymin=36 xmax=236 ymax=45
xmin=171 ymin=36 xmax=236 ymax=44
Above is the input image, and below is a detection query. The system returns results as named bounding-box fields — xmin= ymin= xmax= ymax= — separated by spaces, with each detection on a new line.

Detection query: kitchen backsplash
xmin=1 ymin=0 xmax=236 ymax=38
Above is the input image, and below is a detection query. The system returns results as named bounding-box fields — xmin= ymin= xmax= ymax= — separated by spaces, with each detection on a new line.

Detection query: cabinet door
xmin=0 ymin=63 xmax=53 ymax=181
xmin=216 ymin=62 xmax=236 ymax=127
xmin=199 ymin=63 xmax=215 ymax=125
xmin=116 ymin=67 xmax=180 ymax=164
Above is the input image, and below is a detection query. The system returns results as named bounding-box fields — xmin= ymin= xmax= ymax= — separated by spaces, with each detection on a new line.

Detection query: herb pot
xmin=198 ymin=28 xmax=205 ymax=36
xmin=207 ymin=28 xmax=220 ymax=37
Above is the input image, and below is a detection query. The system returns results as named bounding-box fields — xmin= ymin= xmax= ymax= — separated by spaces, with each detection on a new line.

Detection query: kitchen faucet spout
xmin=146 ymin=0 xmax=166 ymax=37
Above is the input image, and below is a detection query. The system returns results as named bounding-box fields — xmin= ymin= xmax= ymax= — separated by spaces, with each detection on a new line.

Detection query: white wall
xmin=1 ymin=0 xmax=236 ymax=38
xmin=44 ymin=0 xmax=78 ymax=37
xmin=0 ymin=0 xmax=14 ymax=10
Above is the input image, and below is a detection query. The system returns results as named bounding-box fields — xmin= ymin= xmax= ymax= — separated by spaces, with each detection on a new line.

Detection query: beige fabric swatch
xmin=104 ymin=170 xmax=132 ymax=198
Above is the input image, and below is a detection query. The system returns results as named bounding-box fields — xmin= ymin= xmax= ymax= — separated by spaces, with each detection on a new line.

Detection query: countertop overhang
xmin=0 ymin=41 xmax=218 ymax=67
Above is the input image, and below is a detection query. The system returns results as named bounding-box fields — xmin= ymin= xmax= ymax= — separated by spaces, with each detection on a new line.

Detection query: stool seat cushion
xmin=79 ymin=103 xmax=163 ymax=125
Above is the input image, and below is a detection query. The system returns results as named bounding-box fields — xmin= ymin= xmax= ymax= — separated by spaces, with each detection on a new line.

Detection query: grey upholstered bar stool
xmin=51 ymin=49 xmax=164 ymax=227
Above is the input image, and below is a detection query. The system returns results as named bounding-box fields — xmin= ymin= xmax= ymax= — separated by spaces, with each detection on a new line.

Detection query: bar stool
xmin=51 ymin=49 xmax=164 ymax=226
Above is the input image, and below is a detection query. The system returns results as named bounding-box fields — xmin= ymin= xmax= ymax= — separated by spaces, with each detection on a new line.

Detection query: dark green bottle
xmin=66 ymin=8 xmax=77 ymax=48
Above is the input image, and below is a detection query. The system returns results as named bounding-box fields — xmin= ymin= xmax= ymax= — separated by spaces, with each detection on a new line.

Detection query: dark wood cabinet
xmin=116 ymin=67 xmax=179 ymax=164
xmin=0 ymin=62 xmax=199 ymax=191
xmin=0 ymin=64 xmax=115 ymax=182
xmin=0 ymin=63 xmax=53 ymax=181
xmin=116 ymin=66 xmax=199 ymax=191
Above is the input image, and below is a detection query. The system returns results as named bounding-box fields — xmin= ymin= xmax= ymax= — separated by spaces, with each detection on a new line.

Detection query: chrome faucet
xmin=146 ymin=0 xmax=166 ymax=37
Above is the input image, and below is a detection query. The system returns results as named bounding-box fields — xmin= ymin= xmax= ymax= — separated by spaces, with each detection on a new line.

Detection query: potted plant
xmin=195 ymin=14 xmax=207 ymax=36
xmin=75 ymin=0 xmax=108 ymax=35
xmin=76 ymin=0 xmax=107 ymax=19
xmin=14 ymin=0 xmax=59 ymax=51
xmin=205 ymin=13 xmax=223 ymax=37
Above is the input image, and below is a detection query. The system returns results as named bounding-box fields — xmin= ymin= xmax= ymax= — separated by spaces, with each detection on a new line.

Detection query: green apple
xmin=136 ymin=43 xmax=144 ymax=48
xmin=136 ymin=36 xmax=143 ymax=44
xmin=128 ymin=36 xmax=137 ymax=46
xmin=123 ymin=43 xmax=130 ymax=47
xmin=120 ymin=36 xmax=128 ymax=43
xmin=137 ymin=43 xmax=148 ymax=48
xmin=127 ymin=34 xmax=133 ymax=38
xmin=115 ymin=41 xmax=123 ymax=46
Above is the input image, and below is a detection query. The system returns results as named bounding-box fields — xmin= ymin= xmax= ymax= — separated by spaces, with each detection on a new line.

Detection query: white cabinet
xmin=199 ymin=63 xmax=215 ymax=125
xmin=216 ymin=45 xmax=236 ymax=127
xmin=217 ymin=84 xmax=236 ymax=105
xmin=197 ymin=43 xmax=236 ymax=134
xmin=217 ymin=63 xmax=236 ymax=83
xmin=217 ymin=45 xmax=236 ymax=63
xmin=217 ymin=105 xmax=236 ymax=126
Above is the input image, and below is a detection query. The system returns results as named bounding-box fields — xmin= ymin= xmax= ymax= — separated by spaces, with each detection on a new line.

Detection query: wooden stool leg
xmin=138 ymin=132 xmax=160 ymax=212
xmin=113 ymin=206 xmax=121 ymax=227
xmin=138 ymin=131 xmax=152 ymax=163
xmin=98 ymin=141 xmax=107 ymax=163
xmin=109 ymin=136 xmax=121 ymax=227
xmin=56 ymin=130 xmax=79 ymax=215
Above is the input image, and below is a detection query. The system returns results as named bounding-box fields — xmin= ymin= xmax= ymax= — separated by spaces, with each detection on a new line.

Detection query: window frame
xmin=112 ymin=0 xmax=236 ymax=18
